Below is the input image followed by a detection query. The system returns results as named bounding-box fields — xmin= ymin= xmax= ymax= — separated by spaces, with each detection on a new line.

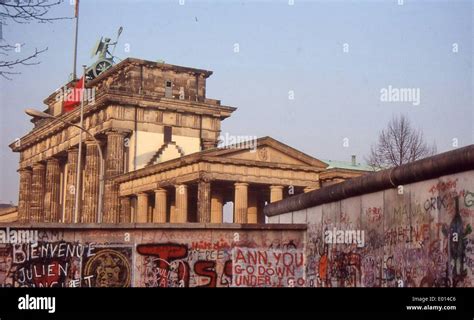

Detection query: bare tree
xmin=366 ymin=114 xmax=436 ymax=169
xmin=0 ymin=0 xmax=69 ymax=79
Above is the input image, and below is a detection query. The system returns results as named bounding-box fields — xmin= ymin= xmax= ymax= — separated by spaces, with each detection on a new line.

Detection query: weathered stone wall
xmin=13 ymin=58 xmax=235 ymax=171
xmin=0 ymin=224 xmax=305 ymax=288
xmin=103 ymin=61 xmax=208 ymax=102
xmin=269 ymin=170 xmax=474 ymax=287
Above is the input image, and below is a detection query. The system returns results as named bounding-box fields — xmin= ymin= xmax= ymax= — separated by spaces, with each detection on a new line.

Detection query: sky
xmin=0 ymin=0 xmax=472 ymax=204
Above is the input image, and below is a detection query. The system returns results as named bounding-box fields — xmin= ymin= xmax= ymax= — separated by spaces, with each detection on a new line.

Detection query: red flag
xmin=63 ymin=76 xmax=84 ymax=112
xmin=74 ymin=0 xmax=79 ymax=18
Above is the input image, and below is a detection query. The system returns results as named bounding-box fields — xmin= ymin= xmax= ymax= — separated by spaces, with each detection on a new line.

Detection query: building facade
xmin=9 ymin=58 xmax=367 ymax=225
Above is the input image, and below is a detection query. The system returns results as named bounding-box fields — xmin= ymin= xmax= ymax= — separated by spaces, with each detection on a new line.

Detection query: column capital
xmin=234 ymin=182 xmax=249 ymax=187
xmin=45 ymin=157 xmax=60 ymax=164
xmin=270 ymin=185 xmax=284 ymax=203
xmin=270 ymin=185 xmax=284 ymax=190
xmin=198 ymin=173 xmax=212 ymax=183
xmin=105 ymin=129 xmax=131 ymax=137
xmin=17 ymin=167 xmax=32 ymax=173
xmin=119 ymin=196 xmax=132 ymax=204
xmin=85 ymin=138 xmax=104 ymax=147
xmin=154 ymin=188 xmax=167 ymax=194
xmin=32 ymin=162 xmax=45 ymax=169
xmin=67 ymin=146 xmax=79 ymax=153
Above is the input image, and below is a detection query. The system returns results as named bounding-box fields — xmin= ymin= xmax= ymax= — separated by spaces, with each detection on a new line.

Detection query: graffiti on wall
xmin=83 ymin=247 xmax=132 ymax=287
xmin=136 ymin=242 xmax=232 ymax=287
xmin=1 ymin=173 xmax=471 ymax=288
xmin=136 ymin=241 xmax=304 ymax=287
xmin=0 ymin=239 xmax=133 ymax=287
xmin=0 ymin=227 xmax=303 ymax=288
xmin=232 ymin=247 xmax=305 ymax=287
xmin=305 ymin=174 xmax=474 ymax=288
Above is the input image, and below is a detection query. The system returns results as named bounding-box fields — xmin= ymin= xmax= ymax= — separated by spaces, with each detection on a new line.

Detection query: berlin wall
xmin=267 ymin=170 xmax=474 ymax=288
xmin=0 ymin=224 xmax=306 ymax=288
xmin=3 ymin=146 xmax=474 ymax=288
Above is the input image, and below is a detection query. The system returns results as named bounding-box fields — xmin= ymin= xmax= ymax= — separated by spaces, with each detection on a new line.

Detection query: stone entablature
xmin=11 ymin=91 xmax=235 ymax=170
xmin=117 ymin=155 xmax=323 ymax=196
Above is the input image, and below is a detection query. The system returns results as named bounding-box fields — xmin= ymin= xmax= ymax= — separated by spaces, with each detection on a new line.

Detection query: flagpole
xmin=73 ymin=66 xmax=86 ymax=223
xmin=72 ymin=0 xmax=79 ymax=79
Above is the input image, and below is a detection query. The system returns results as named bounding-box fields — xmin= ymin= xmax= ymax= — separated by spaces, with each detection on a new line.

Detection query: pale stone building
xmin=9 ymin=58 xmax=368 ymax=224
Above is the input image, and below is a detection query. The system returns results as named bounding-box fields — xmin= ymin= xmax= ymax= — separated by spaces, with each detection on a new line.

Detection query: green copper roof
xmin=322 ymin=159 xmax=374 ymax=172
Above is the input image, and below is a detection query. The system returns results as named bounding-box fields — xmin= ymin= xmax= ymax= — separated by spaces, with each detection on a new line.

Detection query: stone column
xmin=270 ymin=185 xmax=284 ymax=203
xmin=197 ymin=180 xmax=211 ymax=223
xmin=247 ymin=190 xmax=258 ymax=224
xmin=234 ymin=182 xmax=248 ymax=223
xmin=64 ymin=148 xmax=79 ymax=223
xmin=120 ymin=197 xmax=132 ymax=223
xmin=170 ymin=199 xmax=176 ymax=223
xmin=257 ymin=196 xmax=266 ymax=224
xmin=153 ymin=188 xmax=167 ymax=223
xmin=82 ymin=140 xmax=100 ymax=223
xmin=44 ymin=158 xmax=61 ymax=222
xmin=136 ymin=193 xmax=149 ymax=223
xmin=104 ymin=131 xmax=126 ymax=223
xmin=210 ymin=190 xmax=223 ymax=223
xmin=175 ymin=184 xmax=188 ymax=223
xmin=30 ymin=163 xmax=46 ymax=222
xmin=17 ymin=168 xmax=32 ymax=223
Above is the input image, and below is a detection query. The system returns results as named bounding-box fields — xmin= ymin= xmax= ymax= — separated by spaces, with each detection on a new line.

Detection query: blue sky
xmin=0 ymin=0 xmax=472 ymax=204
